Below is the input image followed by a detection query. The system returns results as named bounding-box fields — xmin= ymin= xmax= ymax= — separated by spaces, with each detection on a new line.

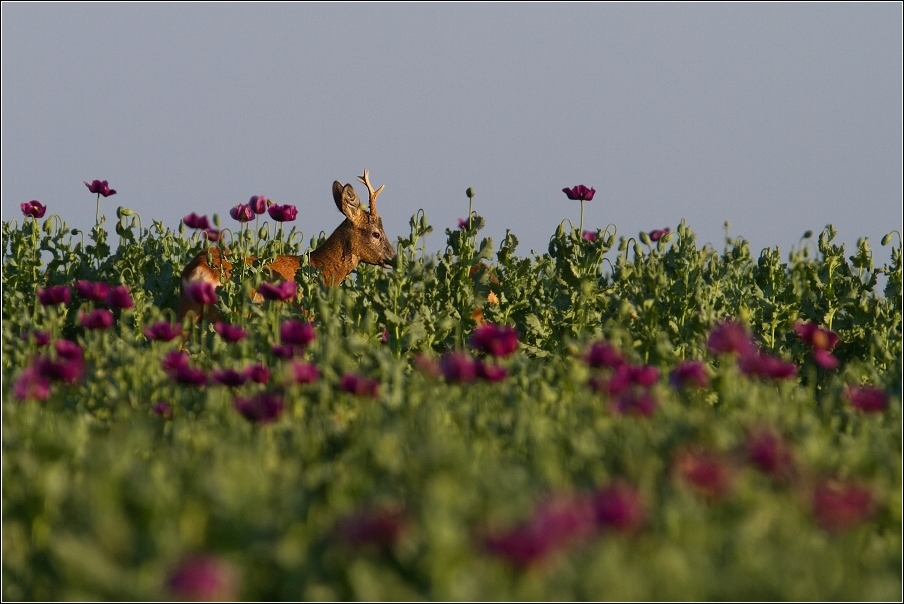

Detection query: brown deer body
xmin=177 ymin=170 xmax=395 ymax=321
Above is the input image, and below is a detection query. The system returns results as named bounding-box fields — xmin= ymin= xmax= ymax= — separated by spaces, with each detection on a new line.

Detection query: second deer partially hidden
xmin=178 ymin=169 xmax=395 ymax=321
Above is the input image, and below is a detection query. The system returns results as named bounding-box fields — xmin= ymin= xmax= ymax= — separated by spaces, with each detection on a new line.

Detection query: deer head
xmin=177 ymin=170 xmax=395 ymax=321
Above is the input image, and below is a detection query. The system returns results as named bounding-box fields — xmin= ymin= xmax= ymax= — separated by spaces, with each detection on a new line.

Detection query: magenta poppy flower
xmin=440 ymin=351 xmax=478 ymax=383
xmin=234 ymin=391 xmax=284 ymax=423
xmin=162 ymin=350 xmax=190 ymax=373
xmin=214 ymin=322 xmax=247 ymax=343
xmin=37 ymin=285 xmax=70 ymax=306
xmin=20 ymin=200 xmax=47 ymax=218
xmin=812 ymin=481 xmax=876 ymax=532
xmin=562 ymin=185 xmax=596 ymax=201
xmin=35 ymin=341 xmax=85 ymax=384
xmin=476 ymin=361 xmax=508 ymax=382
xmin=185 ymin=282 xmax=217 ymax=306
xmin=582 ymin=230 xmax=598 ymax=241
xmin=280 ymin=319 xmax=315 ymax=347
xmin=167 ymin=555 xmax=239 ymax=602
xmin=14 ymin=367 xmax=52 ymax=401
xmin=746 ymin=428 xmax=795 ymax=479
xmin=84 ymin=180 xmax=117 ymax=197
xmin=75 ymin=280 xmax=110 ymax=301
xmin=470 ymin=323 xmax=519 ymax=358
xmin=340 ymin=372 xmax=380 ymax=398
xmin=144 ymin=321 xmax=182 ymax=342
xmin=210 ymin=368 xmax=248 ymax=387
xmin=605 ymin=363 xmax=660 ymax=396
xmin=584 ymin=341 xmax=625 ymax=369
xmin=202 ymin=228 xmax=221 ymax=242
xmin=229 ymin=204 xmax=254 ymax=223
xmin=271 ymin=344 xmax=297 ymax=359
xmin=738 ymin=351 xmax=798 ymax=380
xmin=171 ymin=365 xmax=207 ymax=386
xmin=183 ymin=212 xmax=211 ymax=230
xmin=267 ymin=203 xmax=298 ymax=222
xmin=336 ymin=507 xmax=407 ymax=549
xmin=258 ymin=281 xmax=297 ymax=301
xmin=79 ymin=308 xmax=115 ymax=330
xmin=675 ymin=451 xmax=734 ymax=501
xmin=844 ymin=385 xmax=888 ymax=413
xmin=794 ymin=321 xmax=839 ymax=351
xmin=105 ymin=284 xmax=134 ymax=309
xmin=648 ymin=227 xmax=671 ymax=242
xmin=244 ymin=363 xmax=271 ymax=384
xmin=290 ymin=361 xmax=319 ymax=385
xmin=670 ymin=360 xmax=710 ymax=389
xmin=29 ymin=331 xmax=51 ymax=347
xmin=457 ymin=217 xmax=470 ymax=230
xmin=707 ymin=320 xmax=756 ymax=356
xmin=813 ymin=348 xmax=840 ymax=369
xmin=612 ymin=390 xmax=657 ymax=417
xmin=152 ymin=401 xmax=173 ymax=419
xmin=592 ymin=482 xmax=645 ymax=532
xmin=249 ymin=195 xmax=269 ymax=214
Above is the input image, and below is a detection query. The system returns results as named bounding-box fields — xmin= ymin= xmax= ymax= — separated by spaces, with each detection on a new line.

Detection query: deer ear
xmin=333 ymin=181 xmax=363 ymax=222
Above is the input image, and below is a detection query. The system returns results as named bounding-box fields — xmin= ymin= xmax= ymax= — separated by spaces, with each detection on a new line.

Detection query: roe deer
xmin=177 ymin=170 xmax=395 ymax=321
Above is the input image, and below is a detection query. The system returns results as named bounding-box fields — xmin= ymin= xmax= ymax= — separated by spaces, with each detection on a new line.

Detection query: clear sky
xmin=2 ymin=3 xmax=902 ymax=261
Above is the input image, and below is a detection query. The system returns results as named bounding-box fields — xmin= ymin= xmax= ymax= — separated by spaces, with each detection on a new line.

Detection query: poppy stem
xmin=580 ymin=200 xmax=585 ymax=236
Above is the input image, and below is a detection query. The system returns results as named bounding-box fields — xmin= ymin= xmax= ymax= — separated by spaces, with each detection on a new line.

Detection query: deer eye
xmin=372 ymin=232 xmax=381 ymax=239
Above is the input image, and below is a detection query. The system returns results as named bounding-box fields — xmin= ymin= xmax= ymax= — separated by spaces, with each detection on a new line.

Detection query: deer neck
xmin=309 ymin=221 xmax=359 ymax=286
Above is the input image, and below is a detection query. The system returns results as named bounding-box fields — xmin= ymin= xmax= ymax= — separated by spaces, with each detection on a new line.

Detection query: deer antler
xmin=357 ymin=169 xmax=384 ymax=214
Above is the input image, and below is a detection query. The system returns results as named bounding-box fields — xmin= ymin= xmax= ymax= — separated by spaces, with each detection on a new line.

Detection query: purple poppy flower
xmin=470 ymin=323 xmax=519 ymax=358
xmin=20 ymin=200 xmax=47 ymax=218
xmin=794 ymin=321 xmax=839 ymax=351
xmin=35 ymin=341 xmax=85 ymax=384
xmin=214 ymin=322 xmax=247 ymax=343
xmin=152 ymin=401 xmax=173 ymax=420
xmin=670 ymin=360 xmax=710 ymax=389
xmin=457 ymin=217 xmax=470 ymax=230
xmin=248 ymin=195 xmax=269 ymax=214
xmin=812 ymin=480 xmax=876 ymax=533
xmin=280 ymin=319 xmax=315 ymax=347
xmin=813 ymin=349 xmax=840 ymax=369
xmin=244 ymin=364 xmax=271 ymax=384
xmin=267 ymin=203 xmax=298 ymax=222
xmin=234 ymin=392 xmax=284 ymax=423
xmin=229 ymin=203 xmax=254 ymax=223
xmin=37 ymin=285 xmax=70 ymax=306
xmin=29 ymin=331 xmax=51 ymax=347
xmin=171 ymin=366 xmax=208 ymax=387
xmin=185 ymin=282 xmax=217 ymax=306
xmin=336 ymin=507 xmax=407 ymax=549
xmin=708 ymin=320 xmax=756 ymax=356
xmin=844 ymin=385 xmax=888 ymax=413
xmin=161 ymin=350 xmax=190 ymax=373
xmin=592 ymin=482 xmax=645 ymax=532
xmin=605 ymin=363 xmax=660 ymax=396
xmin=14 ymin=366 xmax=52 ymax=401
xmin=476 ymin=361 xmax=508 ymax=382
xmin=340 ymin=372 xmax=380 ymax=398
xmin=144 ymin=321 xmax=182 ymax=342
xmin=183 ymin=212 xmax=211 ymax=230
xmin=105 ymin=284 xmax=134 ymax=309
xmin=746 ymin=428 xmax=795 ymax=479
xmin=271 ymin=344 xmax=297 ymax=359
xmin=258 ymin=281 xmax=297 ymax=301
xmin=440 ymin=351 xmax=478 ymax=383
xmin=648 ymin=227 xmax=671 ymax=242
xmin=738 ymin=352 xmax=798 ymax=380
xmin=202 ymin=228 xmax=221 ymax=242
xmin=612 ymin=390 xmax=657 ymax=417
xmin=562 ymin=185 xmax=596 ymax=201
xmin=75 ymin=280 xmax=110 ymax=301
xmin=582 ymin=230 xmax=598 ymax=241
xmin=167 ymin=555 xmax=239 ymax=602
xmin=675 ymin=451 xmax=734 ymax=501
xmin=84 ymin=180 xmax=117 ymax=197
xmin=584 ymin=341 xmax=625 ymax=369
xmin=290 ymin=361 xmax=319 ymax=385
xmin=210 ymin=368 xmax=247 ymax=387
xmin=79 ymin=308 xmax=115 ymax=330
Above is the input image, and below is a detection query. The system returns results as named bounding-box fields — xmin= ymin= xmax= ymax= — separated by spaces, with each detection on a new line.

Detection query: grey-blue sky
xmin=2 ymin=3 xmax=901 ymax=261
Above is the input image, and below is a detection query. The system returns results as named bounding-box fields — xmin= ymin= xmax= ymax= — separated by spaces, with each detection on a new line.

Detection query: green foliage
xmin=2 ymin=202 xmax=901 ymax=600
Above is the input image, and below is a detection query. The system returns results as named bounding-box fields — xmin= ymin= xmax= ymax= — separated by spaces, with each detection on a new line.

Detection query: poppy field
xmin=2 ymin=183 xmax=902 ymax=600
